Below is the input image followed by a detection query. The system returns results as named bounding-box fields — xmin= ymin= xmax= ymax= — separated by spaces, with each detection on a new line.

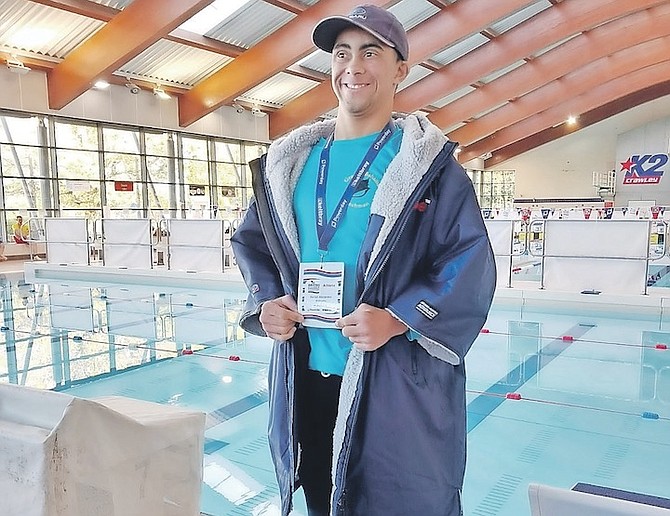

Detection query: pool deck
xmin=22 ymin=261 xmax=670 ymax=317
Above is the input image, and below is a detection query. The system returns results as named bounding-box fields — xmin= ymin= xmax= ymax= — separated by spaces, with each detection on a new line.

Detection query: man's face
xmin=331 ymin=27 xmax=408 ymax=119
xmin=16 ymin=217 xmax=22 ymax=224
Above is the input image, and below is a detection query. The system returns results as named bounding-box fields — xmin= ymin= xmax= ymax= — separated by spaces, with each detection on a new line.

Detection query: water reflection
xmin=0 ymin=276 xmax=246 ymax=390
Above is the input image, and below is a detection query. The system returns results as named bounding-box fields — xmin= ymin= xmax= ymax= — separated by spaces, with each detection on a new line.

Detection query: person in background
xmin=0 ymin=232 xmax=7 ymax=261
xmin=232 ymin=5 xmax=496 ymax=515
xmin=12 ymin=215 xmax=29 ymax=245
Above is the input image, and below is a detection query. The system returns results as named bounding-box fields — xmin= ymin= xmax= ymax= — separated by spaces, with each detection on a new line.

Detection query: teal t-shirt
xmin=293 ymin=129 xmax=402 ymax=375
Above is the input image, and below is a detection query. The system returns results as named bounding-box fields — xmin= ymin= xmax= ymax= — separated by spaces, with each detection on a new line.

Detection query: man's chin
xmin=337 ymin=103 xmax=371 ymax=117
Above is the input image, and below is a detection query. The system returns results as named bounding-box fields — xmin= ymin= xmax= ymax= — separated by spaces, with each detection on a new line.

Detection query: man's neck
xmin=334 ymin=112 xmax=393 ymax=140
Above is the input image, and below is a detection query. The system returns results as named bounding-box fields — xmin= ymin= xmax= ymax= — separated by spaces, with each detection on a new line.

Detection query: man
xmin=12 ymin=215 xmax=29 ymax=244
xmin=232 ymin=5 xmax=496 ymax=515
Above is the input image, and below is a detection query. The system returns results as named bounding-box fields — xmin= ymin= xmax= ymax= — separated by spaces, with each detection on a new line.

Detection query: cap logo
xmin=349 ymin=7 xmax=367 ymax=20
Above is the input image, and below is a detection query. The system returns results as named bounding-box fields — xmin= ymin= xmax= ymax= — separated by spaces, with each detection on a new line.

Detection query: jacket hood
xmin=264 ymin=113 xmax=450 ymax=273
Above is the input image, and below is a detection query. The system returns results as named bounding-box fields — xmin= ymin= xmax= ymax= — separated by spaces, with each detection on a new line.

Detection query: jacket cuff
xmin=385 ymin=308 xmax=460 ymax=366
xmin=239 ymin=299 xmax=268 ymax=337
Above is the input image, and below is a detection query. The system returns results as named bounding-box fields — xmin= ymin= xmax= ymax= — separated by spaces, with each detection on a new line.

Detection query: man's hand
xmin=336 ymin=303 xmax=407 ymax=352
xmin=259 ymin=295 xmax=304 ymax=341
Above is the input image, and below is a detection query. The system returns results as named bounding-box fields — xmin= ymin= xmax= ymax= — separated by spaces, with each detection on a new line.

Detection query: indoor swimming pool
xmin=0 ymin=275 xmax=668 ymax=515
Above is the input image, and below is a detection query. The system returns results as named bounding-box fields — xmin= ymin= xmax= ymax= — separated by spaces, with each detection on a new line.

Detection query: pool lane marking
xmin=204 ymin=437 xmax=230 ymax=454
xmin=203 ymin=390 xmax=269 ymax=455
xmin=467 ymin=323 xmax=595 ymax=433
xmin=206 ymin=389 xmax=269 ymax=430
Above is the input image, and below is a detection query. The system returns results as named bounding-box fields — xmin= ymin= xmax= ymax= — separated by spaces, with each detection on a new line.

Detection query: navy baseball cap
xmin=312 ymin=5 xmax=409 ymax=61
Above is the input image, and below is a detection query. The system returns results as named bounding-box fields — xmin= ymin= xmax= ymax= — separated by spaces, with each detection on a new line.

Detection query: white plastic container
xmin=0 ymin=383 xmax=205 ymax=516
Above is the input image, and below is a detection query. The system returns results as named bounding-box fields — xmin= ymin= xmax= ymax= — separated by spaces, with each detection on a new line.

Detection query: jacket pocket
xmin=384 ymin=334 xmax=426 ymax=387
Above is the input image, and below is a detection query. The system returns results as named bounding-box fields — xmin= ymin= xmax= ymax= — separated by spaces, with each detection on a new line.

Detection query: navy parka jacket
xmin=231 ymin=114 xmax=496 ymax=516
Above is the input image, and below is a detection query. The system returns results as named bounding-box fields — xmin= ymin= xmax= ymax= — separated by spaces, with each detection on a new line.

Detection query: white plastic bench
xmin=529 ymin=483 xmax=670 ymax=515
xmin=2 ymin=241 xmax=46 ymax=259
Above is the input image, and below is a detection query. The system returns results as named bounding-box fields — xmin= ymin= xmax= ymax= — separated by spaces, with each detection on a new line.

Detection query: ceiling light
xmin=566 ymin=115 xmax=578 ymax=125
xmin=94 ymin=80 xmax=110 ymax=89
xmin=6 ymin=56 xmax=31 ymax=75
xmin=153 ymin=85 xmax=171 ymax=100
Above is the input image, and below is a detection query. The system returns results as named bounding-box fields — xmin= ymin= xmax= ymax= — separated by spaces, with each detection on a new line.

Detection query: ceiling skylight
xmin=178 ymin=0 xmax=251 ymax=35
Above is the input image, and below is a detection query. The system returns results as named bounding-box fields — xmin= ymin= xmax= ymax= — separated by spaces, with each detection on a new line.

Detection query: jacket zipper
xmin=358 ymin=141 xmax=457 ymax=304
xmin=335 ymin=142 xmax=456 ymax=510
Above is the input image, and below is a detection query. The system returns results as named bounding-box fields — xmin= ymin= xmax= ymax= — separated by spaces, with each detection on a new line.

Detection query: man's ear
xmin=395 ymin=61 xmax=409 ymax=85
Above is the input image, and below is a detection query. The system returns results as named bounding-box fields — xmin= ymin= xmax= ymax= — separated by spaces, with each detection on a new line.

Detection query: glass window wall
xmin=0 ymin=111 xmax=269 ymax=234
xmin=468 ymin=168 xmax=516 ymax=209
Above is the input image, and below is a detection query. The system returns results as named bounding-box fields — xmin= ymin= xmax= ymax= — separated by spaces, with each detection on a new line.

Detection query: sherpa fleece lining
xmin=264 ymin=113 xmax=446 ymax=277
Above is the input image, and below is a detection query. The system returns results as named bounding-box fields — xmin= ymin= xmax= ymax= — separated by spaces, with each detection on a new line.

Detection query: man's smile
xmin=343 ymin=83 xmax=369 ymax=89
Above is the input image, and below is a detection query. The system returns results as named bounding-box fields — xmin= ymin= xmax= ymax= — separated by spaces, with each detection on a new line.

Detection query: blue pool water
xmin=1 ymin=276 xmax=669 ymax=515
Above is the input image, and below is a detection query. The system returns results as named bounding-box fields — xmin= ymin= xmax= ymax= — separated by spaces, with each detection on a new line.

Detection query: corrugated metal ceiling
xmin=389 ymin=0 xmax=440 ymax=31
xmin=88 ymin=0 xmax=133 ymax=9
xmin=118 ymin=39 xmax=232 ymax=87
xmin=238 ymin=72 xmax=318 ymax=108
xmin=489 ymin=0 xmax=552 ymax=36
xmin=205 ymin=0 xmax=295 ymax=49
xmin=0 ymin=0 xmax=102 ymax=59
xmin=432 ymin=33 xmax=490 ymax=66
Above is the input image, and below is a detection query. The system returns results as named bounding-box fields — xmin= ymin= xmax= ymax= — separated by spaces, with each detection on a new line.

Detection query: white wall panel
xmin=45 ymin=218 xmax=89 ymax=265
xmin=0 ymin=67 xmax=269 ymax=142
xmin=544 ymin=258 xmax=647 ymax=294
xmin=543 ymin=220 xmax=648 ymax=258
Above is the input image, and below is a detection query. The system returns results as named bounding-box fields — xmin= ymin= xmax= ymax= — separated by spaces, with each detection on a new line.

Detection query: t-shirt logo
xmin=353 ymin=178 xmax=370 ymax=197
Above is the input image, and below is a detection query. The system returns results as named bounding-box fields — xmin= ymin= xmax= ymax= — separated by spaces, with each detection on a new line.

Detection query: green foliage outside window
xmin=0 ymin=112 xmax=267 ymax=228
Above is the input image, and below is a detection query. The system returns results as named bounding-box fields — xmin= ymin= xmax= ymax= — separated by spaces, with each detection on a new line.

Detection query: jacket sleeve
xmin=231 ymin=198 xmax=286 ymax=336
xmin=386 ymin=163 xmax=496 ymax=364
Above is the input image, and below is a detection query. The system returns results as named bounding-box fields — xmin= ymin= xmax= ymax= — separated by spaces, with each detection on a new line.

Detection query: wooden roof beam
xmin=458 ymin=60 xmax=670 ymax=163
xmin=425 ymin=0 xmax=452 ymax=8
xmin=430 ymin=5 xmax=670 ymax=131
xmin=178 ymin=0 xmax=389 ymax=127
xmin=262 ymin=0 xmax=306 ymax=15
xmin=485 ymin=82 xmax=670 ymax=166
xmin=47 ymin=0 xmax=215 ymax=109
xmin=394 ymin=0 xmax=667 ymax=115
xmin=450 ymin=36 xmax=670 ymax=146
xmin=269 ymin=0 xmax=536 ymax=139
xmin=28 ymin=0 xmax=117 ymax=20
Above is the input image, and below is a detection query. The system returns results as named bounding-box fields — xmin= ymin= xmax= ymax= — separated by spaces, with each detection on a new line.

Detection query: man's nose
xmin=346 ymin=55 xmax=364 ymax=74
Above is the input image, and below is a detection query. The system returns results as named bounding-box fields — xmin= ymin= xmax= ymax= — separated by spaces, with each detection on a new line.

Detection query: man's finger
xmin=276 ymin=295 xmax=300 ymax=313
xmin=341 ymin=325 xmax=363 ymax=339
xmin=262 ymin=299 xmax=304 ymax=324
xmin=266 ymin=326 xmax=296 ymax=340
xmin=337 ymin=310 xmax=360 ymax=328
